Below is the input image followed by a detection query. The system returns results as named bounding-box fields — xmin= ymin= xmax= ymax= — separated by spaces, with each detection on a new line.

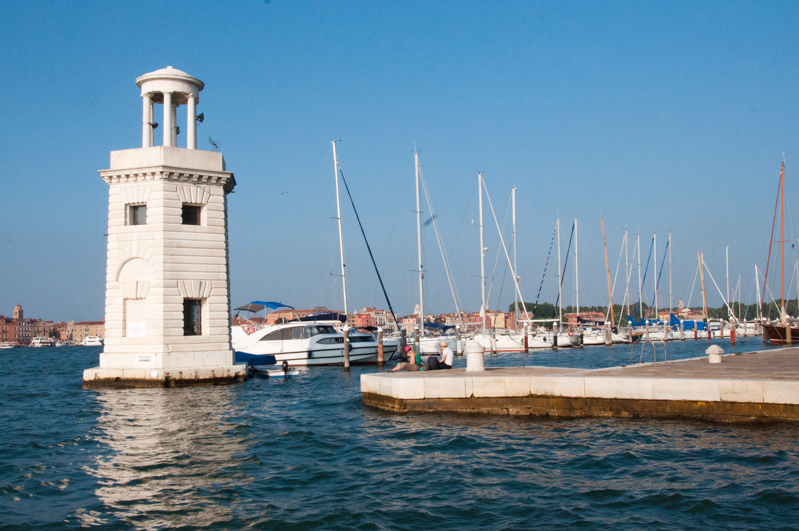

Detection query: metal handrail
xmin=629 ymin=337 xmax=667 ymax=365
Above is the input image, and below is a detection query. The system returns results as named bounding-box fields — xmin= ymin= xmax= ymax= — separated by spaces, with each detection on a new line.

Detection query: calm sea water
xmin=2 ymin=339 xmax=799 ymax=530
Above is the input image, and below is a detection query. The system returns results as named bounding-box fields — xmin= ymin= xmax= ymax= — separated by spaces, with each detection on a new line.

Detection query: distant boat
xmin=30 ymin=337 xmax=56 ymax=347
xmin=81 ymin=336 xmax=104 ymax=346
xmin=0 ymin=341 xmax=18 ymax=349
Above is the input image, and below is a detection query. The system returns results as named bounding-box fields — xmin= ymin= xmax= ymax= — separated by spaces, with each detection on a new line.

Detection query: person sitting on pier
xmin=427 ymin=341 xmax=454 ymax=370
xmin=391 ymin=345 xmax=424 ymax=371
xmin=438 ymin=340 xmax=454 ymax=369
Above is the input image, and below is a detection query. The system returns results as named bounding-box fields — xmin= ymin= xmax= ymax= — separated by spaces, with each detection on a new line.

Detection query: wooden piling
xmin=343 ymin=326 xmax=350 ymax=372
xmin=523 ymin=324 xmax=529 ymax=352
xmin=377 ymin=327 xmax=384 ymax=366
xmin=730 ymin=326 xmax=735 ymax=346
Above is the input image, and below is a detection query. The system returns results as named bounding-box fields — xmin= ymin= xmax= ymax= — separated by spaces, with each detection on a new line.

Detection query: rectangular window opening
xmin=128 ymin=204 xmax=147 ymax=225
xmin=182 ymin=204 xmax=202 ymax=225
xmin=183 ymin=299 xmax=202 ymax=336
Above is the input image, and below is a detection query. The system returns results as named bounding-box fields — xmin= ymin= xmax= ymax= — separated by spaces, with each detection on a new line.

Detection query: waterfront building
xmin=17 ymin=319 xmax=55 ymax=344
xmin=68 ymin=321 xmax=105 ymax=342
xmin=55 ymin=322 xmax=69 ymax=341
xmin=0 ymin=316 xmax=18 ymax=343
xmin=83 ymin=66 xmax=245 ymax=387
xmin=349 ymin=313 xmax=377 ymax=328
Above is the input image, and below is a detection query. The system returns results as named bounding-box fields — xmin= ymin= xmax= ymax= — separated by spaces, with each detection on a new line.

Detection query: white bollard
xmin=465 ymin=341 xmax=486 ymax=372
xmin=706 ymin=344 xmax=724 ymax=364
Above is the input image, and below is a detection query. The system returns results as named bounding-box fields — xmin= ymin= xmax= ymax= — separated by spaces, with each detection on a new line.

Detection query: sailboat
xmin=410 ymin=151 xmax=458 ymax=354
xmin=763 ymin=162 xmax=798 ymax=344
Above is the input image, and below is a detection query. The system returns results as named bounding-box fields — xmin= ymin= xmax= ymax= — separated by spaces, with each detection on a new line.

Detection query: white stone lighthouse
xmin=83 ymin=66 xmax=246 ymax=387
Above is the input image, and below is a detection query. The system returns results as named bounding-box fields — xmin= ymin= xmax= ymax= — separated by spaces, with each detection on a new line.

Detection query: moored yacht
xmin=81 ymin=336 xmax=104 ymax=346
xmin=231 ymin=321 xmax=397 ymax=366
xmin=30 ymin=337 xmax=56 ymax=347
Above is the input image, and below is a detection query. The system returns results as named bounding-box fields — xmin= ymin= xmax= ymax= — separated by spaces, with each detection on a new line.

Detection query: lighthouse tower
xmin=83 ymin=67 xmax=246 ymax=387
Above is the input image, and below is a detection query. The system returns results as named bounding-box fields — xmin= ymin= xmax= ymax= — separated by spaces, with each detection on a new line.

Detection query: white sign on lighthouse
xmin=83 ymin=66 xmax=247 ymax=387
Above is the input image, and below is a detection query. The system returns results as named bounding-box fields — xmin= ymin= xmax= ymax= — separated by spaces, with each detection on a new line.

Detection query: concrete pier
xmin=361 ymin=348 xmax=799 ymax=422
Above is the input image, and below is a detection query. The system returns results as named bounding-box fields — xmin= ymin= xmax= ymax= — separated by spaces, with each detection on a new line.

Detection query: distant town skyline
xmin=3 ymin=1 xmax=799 ymax=322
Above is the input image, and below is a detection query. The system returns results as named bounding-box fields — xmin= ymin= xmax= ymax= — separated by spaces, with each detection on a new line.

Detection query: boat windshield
xmin=306 ymin=325 xmax=336 ymax=337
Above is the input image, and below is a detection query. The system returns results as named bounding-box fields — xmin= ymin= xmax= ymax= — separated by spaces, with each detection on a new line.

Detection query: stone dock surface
xmin=361 ymin=348 xmax=799 ymax=422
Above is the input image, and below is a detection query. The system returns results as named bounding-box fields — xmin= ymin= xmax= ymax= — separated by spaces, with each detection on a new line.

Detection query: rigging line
xmin=763 ymin=165 xmax=782 ymax=306
xmin=607 ymin=232 xmax=626 ymax=322
xmin=532 ymin=225 xmax=557 ymax=317
xmin=485 ymin=193 xmax=512 ymax=309
xmin=577 ymin=222 xmax=604 ymax=312
xmin=620 ymin=236 xmax=639 ymax=325
xmin=760 ymin=270 xmax=783 ymax=316
xmin=649 ymin=240 xmax=670 ymax=314
xmin=448 ymin=175 xmax=476 ymax=261
xmin=701 ymin=258 xmax=738 ymax=323
xmin=337 ymin=166 xmax=399 ymax=328
xmin=635 ymin=236 xmax=654 ymax=320
xmin=555 ymin=221 xmax=575 ymax=309
xmin=686 ymin=260 xmax=699 ymax=310
xmin=496 ymin=257 xmax=509 ymax=312
xmin=481 ymin=180 xmax=531 ymax=321
xmin=418 ymin=166 xmax=464 ymax=324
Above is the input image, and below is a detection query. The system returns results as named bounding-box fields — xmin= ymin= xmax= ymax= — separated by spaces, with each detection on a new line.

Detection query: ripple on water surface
xmin=1 ymin=343 xmax=799 ymax=529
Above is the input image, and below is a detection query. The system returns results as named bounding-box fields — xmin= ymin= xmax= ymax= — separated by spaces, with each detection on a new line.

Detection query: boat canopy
xmin=235 ymin=301 xmax=294 ymax=313
xmin=291 ymin=311 xmax=347 ymax=323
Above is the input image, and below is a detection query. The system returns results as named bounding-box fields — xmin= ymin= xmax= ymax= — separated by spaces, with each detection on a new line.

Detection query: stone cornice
xmin=98 ymin=166 xmax=236 ymax=193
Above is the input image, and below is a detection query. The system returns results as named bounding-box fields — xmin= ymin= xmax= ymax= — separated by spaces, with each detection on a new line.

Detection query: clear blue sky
xmin=2 ymin=1 xmax=799 ymax=322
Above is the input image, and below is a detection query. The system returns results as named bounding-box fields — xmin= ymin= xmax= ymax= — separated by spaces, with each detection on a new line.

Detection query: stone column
xmin=149 ymin=101 xmax=154 ymax=146
xmin=163 ymin=92 xmax=173 ymax=147
xmin=142 ymin=94 xmax=152 ymax=147
xmin=187 ymin=94 xmax=196 ymax=149
xmin=170 ymin=103 xmax=178 ymax=147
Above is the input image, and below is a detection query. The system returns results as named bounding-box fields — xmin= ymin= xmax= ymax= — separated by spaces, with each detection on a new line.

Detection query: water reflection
xmin=83 ymin=387 xmax=251 ymax=528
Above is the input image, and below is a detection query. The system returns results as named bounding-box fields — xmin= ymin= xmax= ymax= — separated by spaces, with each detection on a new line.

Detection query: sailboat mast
xmin=726 ymin=246 xmax=730 ymax=318
xmin=782 ymin=161 xmax=786 ymax=316
xmin=625 ymin=228 xmax=630 ymax=321
xmin=479 ymin=173 xmax=487 ymax=330
xmin=557 ymin=218 xmax=563 ymax=332
xmin=669 ymin=232 xmax=673 ymax=317
xmin=331 ymin=141 xmax=348 ymax=315
xmin=699 ymin=251 xmax=708 ymax=320
xmin=415 ymin=151 xmax=424 ymax=336
xmin=637 ymin=233 xmax=642 ymax=320
xmin=512 ymin=187 xmax=518 ymax=329
xmin=738 ymin=273 xmax=742 ymax=320
xmin=653 ymin=232 xmax=658 ymax=319
xmin=575 ymin=217 xmax=579 ymax=323
xmin=602 ymin=216 xmax=615 ymax=324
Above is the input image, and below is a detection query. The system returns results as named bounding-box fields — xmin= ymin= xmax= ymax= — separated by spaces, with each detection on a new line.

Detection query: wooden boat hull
xmin=763 ymin=324 xmax=799 ymax=345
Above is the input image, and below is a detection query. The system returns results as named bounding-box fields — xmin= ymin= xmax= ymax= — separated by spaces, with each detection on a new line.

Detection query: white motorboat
xmin=81 ymin=335 xmax=104 ymax=346
xmin=0 ymin=342 xmax=18 ymax=349
xmin=30 ymin=337 xmax=56 ymax=347
xmin=232 ymin=321 xmax=398 ymax=366
xmin=470 ymin=329 xmax=526 ymax=352
xmin=254 ymin=365 xmax=303 ymax=378
xmin=532 ymin=330 xmax=578 ymax=348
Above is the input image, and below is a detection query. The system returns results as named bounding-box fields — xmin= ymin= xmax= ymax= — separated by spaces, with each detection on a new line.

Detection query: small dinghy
xmin=255 ymin=360 xmax=301 ymax=379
